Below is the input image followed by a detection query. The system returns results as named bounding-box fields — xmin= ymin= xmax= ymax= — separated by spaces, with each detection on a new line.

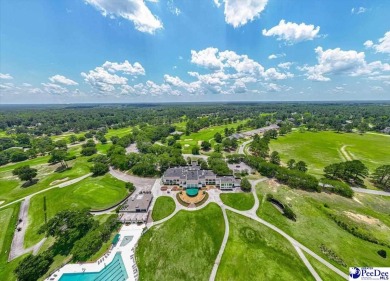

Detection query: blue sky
xmin=0 ymin=0 xmax=389 ymax=103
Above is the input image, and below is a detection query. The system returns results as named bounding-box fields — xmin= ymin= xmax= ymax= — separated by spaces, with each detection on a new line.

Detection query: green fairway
xmin=105 ymin=126 xmax=133 ymax=139
xmin=151 ymin=196 xmax=176 ymax=221
xmin=256 ymin=181 xmax=390 ymax=271
xmin=269 ymin=131 xmax=390 ymax=177
xmin=136 ymin=203 xmax=224 ymax=281
xmin=24 ymin=174 xmax=128 ymax=248
xmin=216 ymin=210 xmax=314 ymax=281
xmin=220 ymin=192 xmax=255 ymax=211
xmin=178 ymin=121 xmax=248 ymax=154
xmin=96 ymin=143 xmax=111 ymax=154
xmin=0 ymin=157 xmax=91 ymax=205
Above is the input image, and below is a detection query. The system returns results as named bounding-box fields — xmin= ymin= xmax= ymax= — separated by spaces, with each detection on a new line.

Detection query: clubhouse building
xmin=162 ymin=164 xmax=240 ymax=190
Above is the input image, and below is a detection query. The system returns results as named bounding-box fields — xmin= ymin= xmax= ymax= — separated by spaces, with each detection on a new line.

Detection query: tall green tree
xmin=241 ymin=177 xmax=252 ymax=192
xmin=295 ymin=161 xmax=308 ymax=172
xmin=13 ymin=165 xmax=37 ymax=183
xmin=372 ymin=165 xmax=390 ymax=190
xmin=214 ymin=132 xmax=222 ymax=143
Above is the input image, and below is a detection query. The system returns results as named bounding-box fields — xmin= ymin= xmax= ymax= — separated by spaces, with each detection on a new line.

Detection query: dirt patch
xmin=184 ymin=139 xmax=193 ymax=141
xmin=50 ymin=177 xmax=69 ymax=186
xmin=184 ymin=144 xmax=190 ymax=147
xmin=197 ymin=141 xmax=202 ymax=145
xmin=344 ymin=211 xmax=380 ymax=225
xmin=268 ymin=179 xmax=280 ymax=192
xmin=0 ymin=201 xmax=4 ymax=205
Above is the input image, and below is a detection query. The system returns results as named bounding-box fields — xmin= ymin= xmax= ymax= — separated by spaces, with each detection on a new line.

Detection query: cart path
xmin=8 ymin=197 xmax=46 ymax=261
xmin=209 ymin=206 xmax=229 ymax=281
xmin=340 ymin=145 xmax=353 ymax=161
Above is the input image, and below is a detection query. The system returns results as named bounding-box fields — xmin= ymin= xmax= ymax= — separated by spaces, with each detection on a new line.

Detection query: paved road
xmin=109 ymin=168 xmax=156 ymax=191
xmin=237 ymin=139 xmax=252 ymax=155
xmin=352 ymin=187 xmax=390 ymax=196
xmin=0 ymin=173 xmax=92 ymax=210
xmin=8 ymin=197 xmax=46 ymax=261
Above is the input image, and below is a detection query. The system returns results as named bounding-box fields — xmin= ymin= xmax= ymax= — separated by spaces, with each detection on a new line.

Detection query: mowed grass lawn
xmin=24 ymin=174 xmax=128 ymax=248
xmin=256 ymin=181 xmax=390 ymax=271
xmin=151 ymin=196 xmax=176 ymax=221
xmin=269 ymin=131 xmax=390 ymax=177
xmin=216 ymin=210 xmax=314 ymax=281
xmin=220 ymin=192 xmax=255 ymax=211
xmin=136 ymin=203 xmax=225 ymax=281
xmin=178 ymin=120 xmax=248 ymax=154
xmin=0 ymin=157 xmax=91 ymax=204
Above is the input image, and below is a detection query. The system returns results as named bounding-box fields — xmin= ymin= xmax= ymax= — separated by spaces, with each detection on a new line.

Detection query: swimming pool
xmin=59 ymin=252 xmax=128 ymax=281
xmin=186 ymin=188 xmax=199 ymax=197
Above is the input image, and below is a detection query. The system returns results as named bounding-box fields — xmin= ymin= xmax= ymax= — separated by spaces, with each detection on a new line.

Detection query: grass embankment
xmin=178 ymin=121 xmax=248 ymax=154
xmin=137 ymin=203 xmax=225 ymax=281
xmin=0 ymin=203 xmax=22 ymax=281
xmin=0 ymin=157 xmax=91 ymax=205
xmin=256 ymin=180 xmax=390 ymax=272
xmin=216 ymin=210 xmax=314 ymax=281
xmin=0 ymin=203 xmax=21 ymax=263
xmin=269 ymin=131 xmax=390 ymax=177
xmin=151 ymin=196 xmax=176 ymax=221
xmin=220 ymin=192 xmax=255 ymax=211
xmin=24 ymin=174 xmax=128 ymax=248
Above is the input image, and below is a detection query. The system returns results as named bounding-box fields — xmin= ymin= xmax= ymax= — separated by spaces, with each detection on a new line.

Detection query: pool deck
xmin=46 ymin=224 xmax=145 ymax=281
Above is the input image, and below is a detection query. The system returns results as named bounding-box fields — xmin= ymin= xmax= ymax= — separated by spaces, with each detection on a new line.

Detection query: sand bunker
xmin=0 ymin=201 xmax=4 ymax=206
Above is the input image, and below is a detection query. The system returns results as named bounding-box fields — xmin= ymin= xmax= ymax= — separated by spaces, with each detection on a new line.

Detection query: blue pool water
xmin=59 ymin=252 xmax=128 ymax=281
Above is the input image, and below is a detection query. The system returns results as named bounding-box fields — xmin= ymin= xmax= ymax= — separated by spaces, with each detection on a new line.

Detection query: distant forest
xmin=0 ymin=102 xmax=389 ymax=136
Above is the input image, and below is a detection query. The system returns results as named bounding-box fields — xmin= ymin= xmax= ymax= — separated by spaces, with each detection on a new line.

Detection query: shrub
xmin=377 ymin=249 xmax=387 ymax=258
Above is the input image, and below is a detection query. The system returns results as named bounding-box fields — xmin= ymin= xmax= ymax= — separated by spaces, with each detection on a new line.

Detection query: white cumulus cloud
xmin=215 ymin=0 xmax=268 ymax=28
xmin=81 ymin=67 xmax=128 ymax=93
xmin=300 ymin=46 xmax=390 ymax=81
xmin=364 ymin=31 xmax=390 ymax=54
xmin=262 ymin=20 xmax=321 ymax=44
xmin=49 ymin=75 xmax=78 ymax=85
xmin=102 ymin=60 xmax=145 ymax=75
xmin=0 ymin=73 xmax=13 ymax=80
xmin=85 ymin=0 xmax=163 ymax=34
